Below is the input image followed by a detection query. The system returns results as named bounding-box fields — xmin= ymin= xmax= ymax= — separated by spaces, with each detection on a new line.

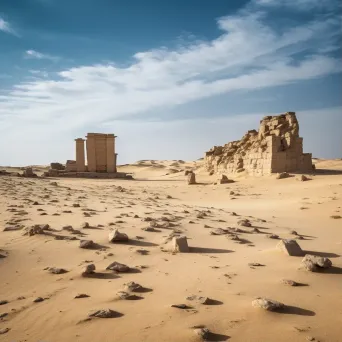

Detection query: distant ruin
xmin=204 ymin=112 xmax=313 ymax=176
xmin=46 ymin=133 xmax=131 ymax=179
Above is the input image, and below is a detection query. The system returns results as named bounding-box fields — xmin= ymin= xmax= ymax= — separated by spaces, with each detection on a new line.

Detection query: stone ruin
xmin=45 ymin=133 xmax=132 ymax=179
xmin=205 ymin=112 xmax=313 ymax=176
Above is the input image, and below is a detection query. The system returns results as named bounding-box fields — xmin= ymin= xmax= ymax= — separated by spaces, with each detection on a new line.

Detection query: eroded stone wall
xmin=205 ymin=112 xmax=313 ymax=175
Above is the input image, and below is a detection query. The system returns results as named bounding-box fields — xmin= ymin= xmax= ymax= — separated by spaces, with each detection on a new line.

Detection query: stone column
xmin=106 ymin=134 xmax=115 ymax=173
xmin=75 ymin=138 xmax=86 ymax=172
xmin=86 ymin=134 xmax=96 ymax=172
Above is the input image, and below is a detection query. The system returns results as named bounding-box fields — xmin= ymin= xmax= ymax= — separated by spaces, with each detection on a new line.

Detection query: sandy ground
xmin=0 ymin=159 xmax=341 ymax=342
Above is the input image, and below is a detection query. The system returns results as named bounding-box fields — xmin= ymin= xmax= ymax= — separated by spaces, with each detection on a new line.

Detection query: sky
xmin=0 ymin=0 xmax=341 ymax=166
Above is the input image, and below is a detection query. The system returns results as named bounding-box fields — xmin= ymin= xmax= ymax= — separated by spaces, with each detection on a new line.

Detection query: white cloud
xmin=254 ymin=0 xmax=340 ymax=10
xmin=25 ymin=50 xmax=59 ymax=61
xmin=0 ymin=0 xmax=341 ymax=165
xmin=0 ymin=17 xmax=17 ymax=35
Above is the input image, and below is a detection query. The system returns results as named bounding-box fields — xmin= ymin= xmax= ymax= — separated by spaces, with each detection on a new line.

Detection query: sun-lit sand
xmin=1 ymin=159 xmax=341 ymax=342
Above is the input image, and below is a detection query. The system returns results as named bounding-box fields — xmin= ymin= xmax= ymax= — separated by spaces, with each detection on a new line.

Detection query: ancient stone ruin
xmin=46 ymin=133 xmax=131 ymax=179
xmin=205 ymin=112 xmax=313 ymax=176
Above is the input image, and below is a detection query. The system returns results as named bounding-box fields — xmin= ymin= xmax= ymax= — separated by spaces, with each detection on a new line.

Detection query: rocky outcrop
xmin=204 ymin=112 xmax=313 ymax=176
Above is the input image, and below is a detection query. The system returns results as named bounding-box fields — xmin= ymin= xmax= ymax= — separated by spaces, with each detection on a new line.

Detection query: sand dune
xmin=1 ymin=159 xmax=341 ymax=341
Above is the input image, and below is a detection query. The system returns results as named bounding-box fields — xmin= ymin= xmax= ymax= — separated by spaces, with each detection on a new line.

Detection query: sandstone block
xmin=277 ymin=239 xmax=304 ymax=256
xmin=172 ymin=236 xmax=189 ymax=253
xmin=187 ymin=172 xmax=196 ymax=185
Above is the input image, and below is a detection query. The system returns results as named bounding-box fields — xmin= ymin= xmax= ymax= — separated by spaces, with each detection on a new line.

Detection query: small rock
xmin=237 ymin=219 xmax=251 ymax=227
xmin=82 ymin=264 xmax=96 ymax=276
xmin=300 ymin=175 xmax=310 ymax=182
xmin=187 ymin=172 xmax=196 ymax=185
xmin=48 ymin=267 xmax=68 ymax=274
xmin=248 ymin=262 xmax=264 ymax=267
xmin=79 ymin=240 xmax=95 ymax=249
xmin=252 ymin=297 xmax=284 ymax=311
xmin=116 ymin=291 xmax=141 ymax=300
xmin=75 ymin=294 xmax=90 ymax=299
xmin=186 ymin=295 xmax=210 ymax=304
xmin=106 ymin=261 xmax=130 ymax=272
xmin=277 ymin=239 xmax=304 ymax=256
xmin=88 ymin=309 xmax=121 ymax=318
xmin=73 ymin=203 xmax=80 ymax=207
xmin=0 ymin=300 xmax=8 ymax=305
xmin=301 ymin=254 xmax=332 ymax=272
xmin=108 ymin=229 xmax=129 ymax=243
xmin=193 ymin=327 xmax=210 ymax=340
xmin=276 ymin=172 xmax=290 ymax=179
xmin=33 ymin=297 xmax=44 ymax=303
xmin=266 ymin=234 xmax=279 ymax=239
xmin=0 ymin=328 xmax=10 ymax=335
xmin=281 ymin=279 xmax=299 ymax=286
xmin=171 ymin=304 xmax=191 ymax=309
xmin=124 ymin=281 xmax=144 ymax=292
xmin=172 ymin=236 xmax=189 ymax=253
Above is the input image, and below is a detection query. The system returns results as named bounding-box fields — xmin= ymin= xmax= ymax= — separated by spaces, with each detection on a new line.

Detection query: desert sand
xmin=0 ymin=158 xmax=341 ymax=342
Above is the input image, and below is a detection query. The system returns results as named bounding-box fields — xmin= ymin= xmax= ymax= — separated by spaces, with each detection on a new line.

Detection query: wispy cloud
xmin=25 ymin=50 xmax=60 ymax=61
xmin=254 ymin=0 xmax=340 ymax=10
xmin=0 ymin=0 xmax=341 ymax=164
xmin=0 ymin=17 xmax=17 ymax=36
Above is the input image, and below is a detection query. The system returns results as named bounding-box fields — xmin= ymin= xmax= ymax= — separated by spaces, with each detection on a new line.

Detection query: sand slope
xmin=0 ymin=159 xmax=341 ymax=342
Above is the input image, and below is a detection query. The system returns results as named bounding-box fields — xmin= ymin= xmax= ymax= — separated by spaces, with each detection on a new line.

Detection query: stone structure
xmin=204 ymin=112 xmax=313 ymax=176
xmin=44 ymin=133 xmax=131 ymax=179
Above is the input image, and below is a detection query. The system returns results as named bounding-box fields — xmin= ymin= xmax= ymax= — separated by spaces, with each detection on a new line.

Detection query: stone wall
xmin=205 ymin=112 xmax=313 ymax=176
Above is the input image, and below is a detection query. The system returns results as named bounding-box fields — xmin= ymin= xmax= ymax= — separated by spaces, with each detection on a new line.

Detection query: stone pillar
xmin=75 ymin=138 xmax=85 ymax=172
xmin=106 ymin=134 xmax=115 ymax=173
xmin=86 ymin=134 xmax=96 ymax=172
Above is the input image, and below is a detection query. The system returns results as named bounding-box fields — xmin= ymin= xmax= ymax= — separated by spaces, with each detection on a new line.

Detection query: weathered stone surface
xmin=276 ymin=172 xmax=290 ymax=179
xmin=79 ymin=240 xmax=95 ymax=249
xmin=186 ymin=295 xmax=210 ymax=304
xmin=82 ymin=264 xmax=96 ymax=275
xmin=172 ymin=236 xmax=189 ymax=252
xmin=281 ymin=279 xmax=299 ymax=286
xmin=187 ymin=172 xmax=196 ymax=185
xmin=204 ymin=112 xmax=312 ymax=176
xmin=252 ymin=297 xmax=285 ymax=311
xmin=116 ymin=291 xmax=141 ymax=300
xmin=50 ymin=162 xmax=65 ymax=170
xmin=88 ymin=309 xmax=120 ymax=318
xmin=124 ymin=281 xmax=144 ymax=292
xmin=48 ymin=267 xmax=68 ymax=274
xmin=106 ymin=261 xmax=130 ymax=272
xmin=301 ymin=254 xmax=332 ymax=272
xmin=277 ymin=239 xmax=304 ymax=256
xmin=22 ymin=167 xmax=37 ymax=178
xmin=108 ymin=229 xmax=128 ymax=243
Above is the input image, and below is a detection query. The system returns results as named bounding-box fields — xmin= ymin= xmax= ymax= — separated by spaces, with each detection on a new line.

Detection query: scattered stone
xmin=210 ymin=228 xmax=228 ymax=235
xmin=300 ymin=175 xmax=310 ymax=182
xmin=0 ymin=300 xmax=8 ymax=305
xmin=88 ymin=309 xmax=121 ymax=318
xmin=33 ymin=297 xmax=44 ymax=303
xmin=82 ymin=222 xmax=90 ymax=228
xmin=82 ymin=264 xmax=96 ymax=276
xmin=301 ymin=254 xmax=332 ymax=272
xmin=116 ymin=291 xmax=141 ymax=300
xmin=48 ymin=267 xmax=68 ymax=274
xmin=277 ymin=239 xmax=304 ymax=256
xmin=281 ymin=279 xmax=299 ymax=286
xmin=124 ymin=281 xmax=144 ymax=292
xmin=73 ymin=203 xmax=81 ymax=207
xmin=79 ymin=240 xmax=95 ymax=249
xmin=0 ymin=328 xmax=10 ymax=335
xmin=108 ymin=229 xmax=129 ymax=243
xmin=172 ymin=236 xmax=189 ymax=253
xmin=237 ymin=219 xmax=252 ymax=227
xmin=276 ymin=172 xmax=290 ymax=179
xmin=266 ymin=234 xmax=279 ymax=239
xmin=106 ymin=261 xmax=130 ymax=272
xmin=171 ymin=304 xmax=191 ymax=309
xmin=217 ymin=174 xmax=234 ymax=184
xmin=187 ymin=172 xmax=196 ymax=185
xmin=0 ymin=313 xmax=8 ymax=319
xmin=186 ymin=295 xmax=210 ymax=305
xmin=75 ymin=294 xmax=90 ymax=299
xmin=248 ymin=262 xmax=264 ymax=267
xmin=193 ymin=327 xmax=210 ymax=340
xmin=252 ymin=297 xmax=285 ymax=311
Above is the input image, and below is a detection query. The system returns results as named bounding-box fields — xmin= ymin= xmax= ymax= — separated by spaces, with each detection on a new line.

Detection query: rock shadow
xmin=190 ymin=247 xmax=234 ymax=254
xmin=122 ymin=240 xmax=159 ymax=247
xmin=304 ymin=251 xmax=340 ymax=258
xmin=275 ymin=305 xmax=315 ymax=316
xmin=205 ymin=332 xmax=230 ymax=341
xmin=82 ymin=272 xmax=120 ymax=280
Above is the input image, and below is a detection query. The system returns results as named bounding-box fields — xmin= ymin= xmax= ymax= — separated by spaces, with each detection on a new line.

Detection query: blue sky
xmin=0 ymin=0 xmax=341 ymax=166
